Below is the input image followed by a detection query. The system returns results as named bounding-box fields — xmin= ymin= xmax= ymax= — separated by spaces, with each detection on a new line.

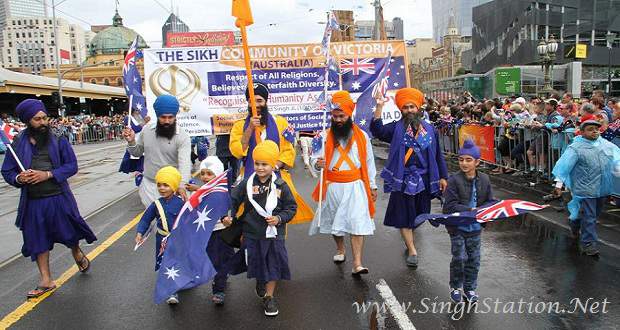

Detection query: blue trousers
xmin=206 ymin=231 xmax=235 ymax=294
xmin=449 ymin=232 xmax=481 ymax=291
xmin=570 ymin=197 xmax=605 ymax=247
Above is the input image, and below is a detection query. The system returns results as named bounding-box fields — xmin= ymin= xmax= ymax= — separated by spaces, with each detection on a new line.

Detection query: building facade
xmin=411 ymin=15 xmax=471 ymax=90
xmin=432 ymin=0 xmax=492 ymax=43
xmin=161 ymin=13 xmax=189 ymax=47
xmin=472 ymin=0 xmax=620 ymax=95
xmin=41 ymin=10 xmax=148 ymax=88
xmin=0 ymin=0 xmax=47 ymax=26
xmin=355 ymin=17 xmax=404 ymax=40
xmin=0 ymin=16 xmax=87 ymax=75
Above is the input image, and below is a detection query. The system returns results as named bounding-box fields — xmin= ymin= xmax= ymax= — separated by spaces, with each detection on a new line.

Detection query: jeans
xmin=449 ymin=232 xmax=481 ymax=291
xmin=570 ymin=197 xmax=605 ymax=247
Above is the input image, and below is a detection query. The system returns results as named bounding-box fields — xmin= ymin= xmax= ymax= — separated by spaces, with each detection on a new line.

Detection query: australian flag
xmin=311 ymin=131 xmax=323 ymax=154
xmin=282 ymin=124 xmax=296 ymax=144
xmin=154 ymin=172 xmax=230 ymax=304
xmin=123 ymin=36 xmax=147 ymax=120
xmin=352 ymin=52 xmax=394 ymax=135
xmin=412 ymin=199 xmax=547 ymax=228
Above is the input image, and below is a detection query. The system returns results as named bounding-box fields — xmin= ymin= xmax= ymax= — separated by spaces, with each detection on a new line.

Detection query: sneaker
xmin=166 ymin=294 xmax=179 ymax=305
xmin=255 ymin=281 xmax=266 ymax=298
xmin=464 ymin=290 xmax=478 ymax=303
xmin=333 ymin=253 xmax=346 ymax=263
xmin=450 ymin=288 xmax=462 ymax=303
xmin=580 ymin=243 xmax=600 ymax=256
xmin=263 ymin=296 xmax=279 ymax=316
xmin=212 ymin=292 xmax=225 ymax=305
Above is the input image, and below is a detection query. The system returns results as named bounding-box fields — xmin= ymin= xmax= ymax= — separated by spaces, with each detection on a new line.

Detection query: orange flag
xmin=231 ymin=0 xmax=254 ymax=27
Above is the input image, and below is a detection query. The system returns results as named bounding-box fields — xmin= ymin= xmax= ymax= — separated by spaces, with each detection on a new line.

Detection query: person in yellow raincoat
xmin=229 ymin=82 xmax=313 ymax=224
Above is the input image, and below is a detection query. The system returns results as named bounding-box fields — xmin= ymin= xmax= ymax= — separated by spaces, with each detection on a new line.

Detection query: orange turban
xmin=252 ymin=140 xmax=280 ymax=167
xmin=395 ymin=88 xmax=425 ymax=110
xmin=331 ymin=91 xmax=355 ymax=117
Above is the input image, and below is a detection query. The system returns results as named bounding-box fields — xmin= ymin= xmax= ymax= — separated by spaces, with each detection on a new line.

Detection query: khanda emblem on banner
xmin=149 ymin=65 xmax=201 ymax=112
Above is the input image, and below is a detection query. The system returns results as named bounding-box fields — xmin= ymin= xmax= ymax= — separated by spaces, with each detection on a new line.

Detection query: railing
xmin=53 ymin=124 xmax=126 ymax=145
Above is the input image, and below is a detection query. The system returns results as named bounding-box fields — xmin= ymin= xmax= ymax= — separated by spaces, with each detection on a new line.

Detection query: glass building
xmin=432 ymin=0 xmax=492 ymax=43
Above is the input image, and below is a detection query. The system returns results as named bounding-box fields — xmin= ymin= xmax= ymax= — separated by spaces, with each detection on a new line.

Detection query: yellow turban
xmin=252 ymin=140 xmax=280 ymax=167
xmin=331 ymin=90 xmax=355 ymax=117
xmin=395 ymin=88 xmax=425 ymax=110
xmin=155 ymin=166 xmax=182 ymax=191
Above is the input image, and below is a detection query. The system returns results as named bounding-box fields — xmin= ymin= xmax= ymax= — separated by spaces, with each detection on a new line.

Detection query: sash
xmin=154 ymin=199 xmax=170 ymax=236
xmin=246 ymin=172 xmax=278 ymax=238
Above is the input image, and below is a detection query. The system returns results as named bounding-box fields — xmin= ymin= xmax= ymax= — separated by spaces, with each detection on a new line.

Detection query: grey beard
xmin=403 ymin=112 xmax=423 ymax=129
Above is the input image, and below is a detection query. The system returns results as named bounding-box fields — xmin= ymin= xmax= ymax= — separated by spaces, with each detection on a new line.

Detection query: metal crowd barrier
xmin=436 ymin=123 xmax=574 ymax=185
xmin=58 ymin=124 xmax=126 ymax=145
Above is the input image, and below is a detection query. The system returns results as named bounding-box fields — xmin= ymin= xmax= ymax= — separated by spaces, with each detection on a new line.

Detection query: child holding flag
xmin=135 ymin=166 xmax=184 ymax=305
xmin=442 ymin=140 xmax=495 ymax=304
xmin=223 ymin=141 xmax=297 ymax=317
xmin=186 ymin=156 xmax=235 ymax=306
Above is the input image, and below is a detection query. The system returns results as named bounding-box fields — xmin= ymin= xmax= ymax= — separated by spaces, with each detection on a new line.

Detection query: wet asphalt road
xmin=1 ymin=155 xmax=619 ymax=330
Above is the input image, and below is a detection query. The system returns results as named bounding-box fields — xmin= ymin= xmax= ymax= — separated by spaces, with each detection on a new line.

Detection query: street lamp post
xmin=51 ymin=0 xmax=65 ymax=117
xmin=537 ymin=34 xmax=558 ymax=97
xmin=606 ymin=32 xmax=617 ymax=98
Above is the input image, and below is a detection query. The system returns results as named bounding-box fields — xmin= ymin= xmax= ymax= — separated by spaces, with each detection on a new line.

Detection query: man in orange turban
xmin=309 ymin=90 xmax=378 ymax=276
xmin=370 ymin=88 xmax=448 ymax=268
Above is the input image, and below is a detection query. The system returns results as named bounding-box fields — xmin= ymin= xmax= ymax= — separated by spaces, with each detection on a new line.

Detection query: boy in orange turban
xmin=309 ymin=91 xmax=378 ymax=276
xmin=370 ymin=88 xmax=448 ymax=268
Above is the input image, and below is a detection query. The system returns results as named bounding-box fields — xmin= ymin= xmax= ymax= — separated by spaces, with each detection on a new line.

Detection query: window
xmin=6 ymin=49 xmax=10 ymax=54
xmin=8 ymin=42 xmax=11 ymax=47
xmin=117 ymin=78 xmax=123 ymax=86
xmin=104 ymin=79 xmax=110 ymax=85
xmin=90 ymin=79 xmax=97 ymax=84
xmin=15 ymin=32 xmax=19 ymax=38
xmin=594 ymin=30 xmax=608 ymax=47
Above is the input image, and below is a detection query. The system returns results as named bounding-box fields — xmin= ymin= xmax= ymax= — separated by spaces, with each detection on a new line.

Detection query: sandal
xmin=76 ymin=249 xmax=91 ymax=273
xmin=351 ymin=266 xmax=369 ymax=276
xmin=27 ymin=285 xmax=57 ymax=299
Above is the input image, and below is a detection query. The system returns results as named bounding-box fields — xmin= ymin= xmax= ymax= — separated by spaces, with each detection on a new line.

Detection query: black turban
xmin=245 ymin=81 xmax=269 ymax=101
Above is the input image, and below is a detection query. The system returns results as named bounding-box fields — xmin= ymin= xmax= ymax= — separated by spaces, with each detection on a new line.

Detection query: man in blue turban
xmin=123 ymin=94 xmax=191 ymax=206
xmin=1 ymin=99 xmax=97 ymax=298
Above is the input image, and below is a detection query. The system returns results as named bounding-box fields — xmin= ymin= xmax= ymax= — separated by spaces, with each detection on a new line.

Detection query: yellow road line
xmin=0 ymin=212 xmax=143 ymax=330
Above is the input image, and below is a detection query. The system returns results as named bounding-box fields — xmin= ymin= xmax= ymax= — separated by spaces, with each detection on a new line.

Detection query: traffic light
xmin=51 ymin=91 xmax=60 ymax=106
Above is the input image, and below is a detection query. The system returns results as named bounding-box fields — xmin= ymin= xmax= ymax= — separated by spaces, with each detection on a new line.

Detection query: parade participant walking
xmin=135 ymin=166 xmax=184 ymax=304
xmin=229 ymin=82 xmax=313 ymax=223
xmin=123 ymin=94 xmax=191 ymax=207
xmin=309 ymin=91 xmax=378 ymax=275
xmin=552 ymin=115 xmax=620 ymax=257
xmin=216 ymin=134 xmax=240 ymax=187
xmin=186 ymin=156 xmax=235 ymax=306
xmin=1 ymin=99 xmax=97 ymax=298
xmin=370 ymin=88 xmax=448 ymax=268
xmin=298 ymin=130 xmax=318 ymax=178
xmin=223 ymin=141 xmax=297 ymax=317
xmin=442 ymin=140 xmax=495 ymax=303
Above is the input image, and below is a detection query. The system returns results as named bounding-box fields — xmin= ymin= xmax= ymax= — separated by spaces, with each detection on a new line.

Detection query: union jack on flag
xmin=340 ymin=57 xmax=375 ymax=76
xmin=282 ymin=124 xmax=296 ymax=144
xmin=475 ymin=199 xmax=547 ymax=222
xmin=0 ymin=122 xmax=18 ymax=144
xmin=412 ymin=199 xmax=548 ymax=228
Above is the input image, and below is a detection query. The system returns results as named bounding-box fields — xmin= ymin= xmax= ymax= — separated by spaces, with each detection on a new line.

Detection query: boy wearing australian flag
xmin=135 ymin=166 xmax=184 ymax=305
xmin=223 ymin=140 xmax=297 ymax=317
xmin=186 ymin=156 xmax=235 ymax=306
xmin=442 ymin=140 xmax=495 ymax=304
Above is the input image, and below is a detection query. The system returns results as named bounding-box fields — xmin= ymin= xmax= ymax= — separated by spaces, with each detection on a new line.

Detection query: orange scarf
xmin=312 ymin=125 xmax=375 ymax=217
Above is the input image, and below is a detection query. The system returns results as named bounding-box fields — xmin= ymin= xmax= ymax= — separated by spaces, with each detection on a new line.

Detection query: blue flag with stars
xmin=154 ymin=173 xmax=230 ymax=304
xmin=352 ymin=52 xmax=393 ymax=135
xmin=123 ymin=36 xmax=147 ymax=119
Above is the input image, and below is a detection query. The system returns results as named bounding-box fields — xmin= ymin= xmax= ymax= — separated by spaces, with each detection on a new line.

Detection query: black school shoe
xmin=263 ymin=296 xmax=279 ymax=316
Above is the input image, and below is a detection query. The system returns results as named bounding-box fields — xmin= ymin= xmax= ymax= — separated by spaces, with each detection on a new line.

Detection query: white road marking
xmin=376 ymin=278 xmax=416 ymax=330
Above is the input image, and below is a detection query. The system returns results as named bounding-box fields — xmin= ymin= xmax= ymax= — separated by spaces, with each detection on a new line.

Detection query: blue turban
xmin=153 ymin=94 xmax=179 ymax=117
xmin=16 ymin=99 xmax=47 ymax=123
xmin=458 ymin=139 xmax=481 ymax=159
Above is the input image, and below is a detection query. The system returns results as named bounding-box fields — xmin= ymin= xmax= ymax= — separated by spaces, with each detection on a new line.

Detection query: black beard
xmin=331 ymin=118 xmax=353 ymax=141
xmin=248 ymin=105 xmax=269 ymax=125
xmin=155 ymin=121 xmax=176 ymax=140
xmin=28 ymin=124 xmax=50 ymax=147
xmin=403 ymin=112 xmax=423 ymax=130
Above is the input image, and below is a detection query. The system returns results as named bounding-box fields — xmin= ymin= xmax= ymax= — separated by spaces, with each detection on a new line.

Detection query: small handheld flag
xmin=0 ymin=122 xmax=25 ymax=172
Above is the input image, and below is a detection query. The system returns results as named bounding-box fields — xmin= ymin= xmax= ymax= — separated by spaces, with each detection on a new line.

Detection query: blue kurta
xmin=1 ymin=130 xmax=97 ymax=260
xmin=137 ymin=195 xmax=184 ymax=270
xmin=370 ymin=119 xmax=448 ymax=228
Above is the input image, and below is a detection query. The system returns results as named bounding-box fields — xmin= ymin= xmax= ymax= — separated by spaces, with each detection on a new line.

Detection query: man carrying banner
xmin=123 ymin=94 xmax=192 ymax=207
xmin=229 ymin=82 xmax=313 ymax=223
xmin=309 ymin=91 xmax=378 ymax=276
xmin=1 ymin=99 xmax=97 ymax=298
xmin=370 ymin=88 xmax=448 ymax=268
